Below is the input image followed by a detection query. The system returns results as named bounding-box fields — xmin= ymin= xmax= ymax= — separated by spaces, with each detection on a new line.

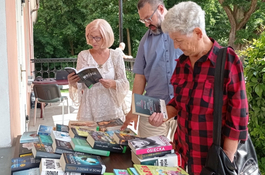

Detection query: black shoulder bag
xmin=200 ymin=47 xmax=260 ymax=175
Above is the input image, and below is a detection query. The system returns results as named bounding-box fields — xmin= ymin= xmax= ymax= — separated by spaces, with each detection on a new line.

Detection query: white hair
xmin=162 ymin=1 xmax=206 ymax=35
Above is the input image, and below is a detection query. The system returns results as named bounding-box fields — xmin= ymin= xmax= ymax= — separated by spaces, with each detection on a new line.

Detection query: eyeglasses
xmin=139 ymin=6 xmax=158 ymax=24
xmin=88 ymin=35 xmax=102 ymax=42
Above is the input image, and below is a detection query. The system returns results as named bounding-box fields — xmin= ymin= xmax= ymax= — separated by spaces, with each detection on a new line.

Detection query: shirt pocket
xmin=173 ymin=78 xmax=187 ymax=103
xmin=202 ymin=80 xmax=214 ymax=105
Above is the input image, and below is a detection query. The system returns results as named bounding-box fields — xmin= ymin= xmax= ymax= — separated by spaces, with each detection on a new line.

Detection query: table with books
xmin=11 ymin=119 xmax=189 ymax=175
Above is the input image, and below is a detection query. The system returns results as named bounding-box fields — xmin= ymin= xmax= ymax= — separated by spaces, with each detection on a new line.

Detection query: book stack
xmin=128 ymin=135 xmax=181 ymax=167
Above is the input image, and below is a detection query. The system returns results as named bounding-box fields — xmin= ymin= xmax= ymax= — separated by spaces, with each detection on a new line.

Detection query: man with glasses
xmin=121 ymin=0 xmax=182 ymax=140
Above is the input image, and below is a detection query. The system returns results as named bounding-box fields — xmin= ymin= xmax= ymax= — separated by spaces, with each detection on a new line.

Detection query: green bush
xmin=239 ymin=31 xmax=265 ymax=174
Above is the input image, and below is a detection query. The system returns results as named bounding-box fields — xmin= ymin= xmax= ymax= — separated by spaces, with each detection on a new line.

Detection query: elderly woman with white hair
xmin=148 ymin=1 xmax=249 ymax=174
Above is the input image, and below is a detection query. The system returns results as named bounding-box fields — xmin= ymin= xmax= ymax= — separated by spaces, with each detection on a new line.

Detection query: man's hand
xmin=67 ymin=72 xmax=80 ymax=88
xmin=149 ymin=112 xmax=164 ymax=127
xmin=121 ymin=110 xmax=139 ymax=130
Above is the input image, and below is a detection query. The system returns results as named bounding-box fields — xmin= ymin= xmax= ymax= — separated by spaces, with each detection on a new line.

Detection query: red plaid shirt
xmin=168 ymin=39 xmax=249 ymax=175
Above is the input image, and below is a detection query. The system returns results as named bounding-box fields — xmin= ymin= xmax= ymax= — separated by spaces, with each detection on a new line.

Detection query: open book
xmin=132 ymin=93 xmax=168 ymax=120
xmin=65 ymin=67 xmax=102 ymax=89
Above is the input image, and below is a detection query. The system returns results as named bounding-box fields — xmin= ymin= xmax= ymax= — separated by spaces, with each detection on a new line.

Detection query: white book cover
xmin=51 ymin=131 xmax=71 ymax=142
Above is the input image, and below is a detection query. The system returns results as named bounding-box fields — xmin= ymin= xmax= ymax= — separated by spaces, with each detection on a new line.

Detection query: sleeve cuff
xmin=222 ymin=125 xmax=248 ymax=141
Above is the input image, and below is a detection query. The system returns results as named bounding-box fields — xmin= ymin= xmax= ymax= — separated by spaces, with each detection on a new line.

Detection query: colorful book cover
xmin=56 ymin=123 xmax=69 ymax=133
xmin=128 ymin=135 xmax=172 ymax=155
xmin=52 ymin=139 xmax=74 ymax=154
xmin=97 ymin=118 xmax=123 ymax=132
xmin=37 ymin=124 xmax=53 ymax=135
xmin=11 ymin=156 xmax=40 ymax=173
xmin=51 ymin=130 xmax=71 ymax=142
xmin=113 ymin=129 xmax=138 ymax=145
xmin=39 ymin=134 xmax=53 ymax=146
xmin=69 ymin=127 xmax=86 ymax=139
xmin=20 ymin=131 xmax=39 ymax=143
xmin=113 ymin=169 xmax=129 ymax=175
xmin=86 ymin=130 xmax=126 ymax=153
xmin=136 ymin=149 xmax=174 ymax=160
xmin=70 ymin=137 xmax=110 ymax=156
xmin=75 ymin=126 xmax=93 ymax=137
xmin=60 ymin=152 xmax=106 ymax=174
xmin=68 ymin=120 xmax=99 ymax=131
xmin=131 ymin=151 xmax=180 ymax=167
xmin=32 ymin=143 xmax=61 ymax=159
xmin=39 ymin=158 xmax=65 ymax=175
xmin=133 ymin=165 xmax=189 ymax=175
xmin=127 ymin=167 xmax=140 ymax=175
xmin=12 ymin=167 xmax=40 ymax=175
xmin=19 ymin=142 xmax=34 ymax=157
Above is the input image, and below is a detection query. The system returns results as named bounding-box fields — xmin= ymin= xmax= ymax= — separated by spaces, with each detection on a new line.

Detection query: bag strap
xmin=213 ymin=47 xmax=227 ymax=146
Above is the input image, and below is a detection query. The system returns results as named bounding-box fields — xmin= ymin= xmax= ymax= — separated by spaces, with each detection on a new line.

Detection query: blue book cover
xmin=39 ymin=134 xmax=53 ymax=146
xmin=56 ymin=123 xmax=69 ymax=133
xmin=113 ymin=169 xmax=129 ymax=175
xmin=127 ymin=167 xmax=139 ymax=175
xmin=20 ymin=131 xmax=39 ymax=143
xmin=37 ymin=124 xmax=53 ymax=135
xmin=12 ymin=167 xmax=40 ymax=175
xmin=11 ymin=156 xmax=40 ymax=172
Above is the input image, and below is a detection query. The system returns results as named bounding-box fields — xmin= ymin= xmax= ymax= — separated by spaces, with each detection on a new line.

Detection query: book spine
xmin=74 ymin=146 xmax=110 ymax=156
xmin=93 ymin=142 xmax=124 ymax=153
xmin=65 ymin=165 xmax=102 ymax=174
xmin=55 ymin=148 xmax=74 ymax=154
xmin=138 ymin=150 xmax=173 ymax=159
xmin=135 ymin=145 xmax=172 ymax=155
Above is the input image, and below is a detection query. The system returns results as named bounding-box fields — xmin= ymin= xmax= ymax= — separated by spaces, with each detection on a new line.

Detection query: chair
xmin=33 ymin=84 xmax=69 ymax=125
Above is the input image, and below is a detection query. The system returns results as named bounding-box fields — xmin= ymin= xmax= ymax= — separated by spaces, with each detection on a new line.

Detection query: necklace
xmin=98 ymin=64 xmax=103 ymax=69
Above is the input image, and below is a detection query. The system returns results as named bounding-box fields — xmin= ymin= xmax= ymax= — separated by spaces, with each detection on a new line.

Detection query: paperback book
xmin=131 ymin=151 xmax=180 ymax=167
xmin=39 ymin=158 xmax=65 ymax=175
xmin=86 ymin=130 xmax=126 ymax=153
xmin=32 ymin=143 xmax=61 ymax=159
xmin=69 ymin=127 xmax=87 ymax=139
xmin=127 ymin=167 xmax=140 ymax=175
xmin=112 ymin=128 xmax=138 ymax=146
xmin=65 ymin=66 xmax=102 ymax=89
xmin=19 ymin=142 xmax=34 ymax=157
xmin=20 ymin=131 xmax=39 ymax=143
xmin=97 ymin=118 xmax=124 ymax=132
xmin=52 ymin=139 xmax=74 ymax=154
xmin=113 ymin=169 xmax=129 ymax=175
xmin=128 ymin=135 xmax=172 ymax=155
xmin=59 ymin=152 xmax=106 ymax=174
xmin=12 ymin=167 xmax=40 ymax=175
xmin=68 ymin=120 xmax=99 ymax=131
xmin=51 ymin=130 xmax=72 ymax=142
xmin=39 ymin=134 xmax=53 ymax=146
xmin=37 ymin=125 xmax=53 ymax=135
xmin=133 ymin=165 xmax=189 ymax=175
xmin=11 ymin=156 xmax=40 ymax=173
xmin=70 ymin=137 xmax=110 ymax=156
xmin=56 ymin=123 xmax=69 ymax=133
xmin=136 ymin=149 xmax=175 ymax=160
xmin=132 ymin=93 xmax=168 ymax=120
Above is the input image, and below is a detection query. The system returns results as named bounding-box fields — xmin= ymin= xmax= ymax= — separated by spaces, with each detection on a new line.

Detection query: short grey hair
xmin=137 ymin=0 xmax=165 ymax=10
xmin=162 ymin=1 xmax=206 ymax=35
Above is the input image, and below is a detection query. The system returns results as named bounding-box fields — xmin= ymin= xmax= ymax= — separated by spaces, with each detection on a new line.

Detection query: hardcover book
xmin=39 ymin=158 xmax=65 ymax=175
xmin=128 ymin=135 xmax=172 ymax=155
xmin=132 ymin=93 xmax=168 ymax=120
xmin=131 ymin=151 xmax=180 ymax=167
xmin=70 ymin=137 xmax=110 ymax=156
xmin=136 ymin=149 xmax=175 ymax=160
xmin=11 ymin=156 xmax=40 ymax=173
xmin=127 ymin=167 xmax=140 ymax=175
xmin=39 ymin=134 xmax=53 ymax=146
xmin=19 ymin=142 xmax=34 ymax=157
xmin=65 ymin=66 xmax=102 ymax=89
xmin=20 ymin=131 xmax=39 ymax=143
xmin=32 ymin=143 xmax=61 ymax=159
xmin=133 ymin=165 xmax=189 ymax=175
xmin=37 ymin=124 xmax=53 ymax=135
xmin=51 ymin=130 xmax=72 ymax=142
xmin=52 ymin=139 xmax=74 ymax=154
xmin=59 ymin=152 xmax=106 ymax=174
xmin=56 ymin=123 xmax=69 ymax=133
xmin=112 ymin=129 xmax=138 ymax=146
xmin=97 ymin=118 xmax=124 ymax=132
xmin=113 ymin=169 xmax=129 ymax=175
xmin=86 ymin=130 xmax=126 ymax=153
xmin=68 ymin=120 xmax=99 ymax=131
xmin=12 ymin=167 xmax=40 ymax=175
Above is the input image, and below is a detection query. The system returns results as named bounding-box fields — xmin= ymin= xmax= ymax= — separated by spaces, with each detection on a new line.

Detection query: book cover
xmin=113 ymin=129 xmax=138 ymax=146
xmin=127 ymin=167 xmax=140 ymax=175
xmin=65 ymin=67 xmax=102 ymax=89
xmin=132 ymin=93 xmax=168 ymax=120
xmin=133 ymin=165 xmax=189 ymax=175
xmin=59 ymin=152 xmax=106 ymax=174
xmin=32 ymin=143 xmax=61 ymax=159
xmin=70 ymin=137 xmax=110 ymax=156
xmin=75 ymin=126 xmax=94 ymax=137
xmin=39 ymin=158 xmax=65 ymax=175
xmin=131 ymin=151 xmax=180 ymax=167
xmin=56 ymin=123 xmax=69 ymax=133
xmin=86 ymin=130 xmax=126 ymax=153
xmin=12 ymin=167 xmax=40 ymax=175
xmin=51 ymin=130 xmax=72 ymax=142
xmin=68 ymin=120 xmax=99 ymax=131
xmin=52 ymin=139 xmax=74 ymax=154
xmin=37 ymin=125 xmax=53 ymax=135
xmin=69 ymin=127 xmax=87 ymax=139
xmin=19 ymin=142 xmax=34 ymax=157
xmin=39 ymin=134 xmax=53 ymax=146
xmin=97 ymin=118 xmax=124 ymax=132
xmin=136 ymin=149 xmax=175 ymax=160
xmin=11 ymin=156 xmax=40 ymax=173
xmin=128 ymin=135 xmax=172 ymax=155
xmin=113 ymin=169 xmax=129 ymax=175
xmin=20 ymin=131 xmax=39 ymax=143
xmin=104 ymin=173 xmax=115 ymax=175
